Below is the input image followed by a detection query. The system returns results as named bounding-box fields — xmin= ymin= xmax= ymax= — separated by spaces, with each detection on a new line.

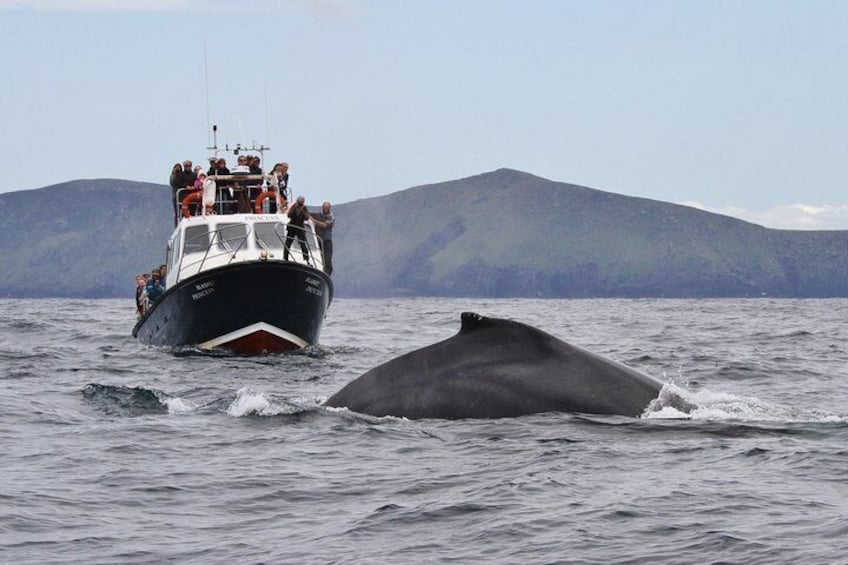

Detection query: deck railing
xmin=176 ymin=223 xmax=253 ymax=284
xmin=175 ymin=174 xmax=288 ymax=217
xmin=260 ymin=222 xmax=324 ymax=271
xmin=174 ymin=222 xmax=326 ymax=285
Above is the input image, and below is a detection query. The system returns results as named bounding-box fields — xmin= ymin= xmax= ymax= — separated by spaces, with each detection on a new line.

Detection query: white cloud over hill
xmin=682 ymin=201 xmax=848 ymax=231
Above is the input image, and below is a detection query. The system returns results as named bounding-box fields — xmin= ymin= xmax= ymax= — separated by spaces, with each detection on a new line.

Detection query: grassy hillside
xmin=2 ymin=170 xmax=848 ymax=298
xmin=331 ymin=169 xmax=848 ymax=297
xmin=0 ymin=180 xmax=171 ymax=297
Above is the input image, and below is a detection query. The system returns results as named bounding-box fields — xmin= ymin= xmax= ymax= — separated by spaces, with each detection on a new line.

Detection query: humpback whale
xmin=325 ymin=312 xmax=670 ymax=419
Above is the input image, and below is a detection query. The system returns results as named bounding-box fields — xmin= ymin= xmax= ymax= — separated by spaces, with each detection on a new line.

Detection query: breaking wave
xmin=81 ymin=383 xmax=322 ymax=418
xmin=225 ymin=387 xmax=323 ymax=417
xmin=81 ymin=383 xmax=172 ymax=417
xmin=645 ymin=383 xmax=847 ymax=424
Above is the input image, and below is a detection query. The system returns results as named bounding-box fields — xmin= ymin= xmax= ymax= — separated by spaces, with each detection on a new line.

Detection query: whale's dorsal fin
xmin=460 ymin=312 xmax=490 ymax=333
xmin=461 ymin=312 xmax=532 ymax=336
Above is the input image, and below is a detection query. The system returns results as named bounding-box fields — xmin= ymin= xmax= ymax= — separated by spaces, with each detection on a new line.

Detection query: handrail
xmin=177 ymin=180 xmax=288 ymax=218
xmin=254 ymin=221 xmax=321 ymax=268
xmin=176 ymin=187 xmax=196 ymax=215
xmin=273 ymin=222 xmax=324 ymax=270
xmin=207 ymin=173 xmax=272 ymax=183
xmin=171 ymin=219 xmax=327 ymax=285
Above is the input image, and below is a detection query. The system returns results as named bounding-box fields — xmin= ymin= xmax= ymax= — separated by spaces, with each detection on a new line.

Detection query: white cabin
xmin=165 ymin=213 xmax=325 ymax=288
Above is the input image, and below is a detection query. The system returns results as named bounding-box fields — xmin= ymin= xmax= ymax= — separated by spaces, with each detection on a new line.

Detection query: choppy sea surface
xmin=1 ymin=297 xmax=847 ymax=564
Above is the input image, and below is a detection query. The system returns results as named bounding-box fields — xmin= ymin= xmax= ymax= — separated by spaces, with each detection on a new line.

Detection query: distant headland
xmin=2 ymin=169 xmax=848 ymax=298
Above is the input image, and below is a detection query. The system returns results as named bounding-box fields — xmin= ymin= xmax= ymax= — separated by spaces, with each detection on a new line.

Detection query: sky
xmin=1 ymin=0 xmax=847 ymax=229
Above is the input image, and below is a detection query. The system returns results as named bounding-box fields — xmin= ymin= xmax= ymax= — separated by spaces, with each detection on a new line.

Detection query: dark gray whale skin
xmin=324 ymin=312 xmax=665 ymax=419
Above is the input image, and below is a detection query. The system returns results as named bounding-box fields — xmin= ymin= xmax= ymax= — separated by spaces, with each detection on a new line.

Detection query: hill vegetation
xmin=0 ymin=180 xmax=171 ymax=297
xmin=332 ymin=169 xmax=848 ymax=297
xmin=2 ymin=170 xmax=848 ymax=298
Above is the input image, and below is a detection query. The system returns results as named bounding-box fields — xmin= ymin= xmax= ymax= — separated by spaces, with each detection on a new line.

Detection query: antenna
xmin=264 ymin=81 xmax=270 ymax=148
xmin=237 ymin=113 xmax=245 ymax=146
xmin=203 ymin=40 xmax=211 ymax=147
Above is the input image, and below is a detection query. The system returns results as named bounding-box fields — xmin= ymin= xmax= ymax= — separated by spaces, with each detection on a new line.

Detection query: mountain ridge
xmin=2 ymin=170 xmax=847 ymax=298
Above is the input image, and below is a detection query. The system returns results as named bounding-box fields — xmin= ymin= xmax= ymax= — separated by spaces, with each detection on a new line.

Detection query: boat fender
xmin=254 ymin=190 xmax=278 ymax=214
xmin=181 ymin=191 xmax=203 ymax=218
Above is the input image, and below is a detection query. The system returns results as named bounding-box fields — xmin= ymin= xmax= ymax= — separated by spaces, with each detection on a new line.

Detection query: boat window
xmin=166 ymin=243 xmax=173 ymax=275
xmin=254 ymin=222 xmax=285 ymax=250
xmin=184 ymin=225 xmax=210 ymax=254
xmin=169 ymin=230 xmax=182 ymax=271
xmin=217 ymin=223 xmax=248 ymax=252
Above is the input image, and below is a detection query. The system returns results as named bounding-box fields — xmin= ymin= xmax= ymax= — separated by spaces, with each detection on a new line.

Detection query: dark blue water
xmin=2 ymin=298 xmax=847 ymax=563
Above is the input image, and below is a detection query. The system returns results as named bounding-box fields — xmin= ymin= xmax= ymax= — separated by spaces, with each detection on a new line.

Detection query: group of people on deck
xmin=289 ymin=197 xmax=335 ymax=276
xmin=134 ymin=264 xmax=168 ymax=317
xmin=169 ymin=157 xmax=291 ymax=222
xmin=138 ymin=159 xmax=335 ymax=315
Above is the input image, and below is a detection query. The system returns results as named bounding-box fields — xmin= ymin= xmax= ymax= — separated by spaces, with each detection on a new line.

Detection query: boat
xmin=132 ymin=135 xmax=333 ymax=354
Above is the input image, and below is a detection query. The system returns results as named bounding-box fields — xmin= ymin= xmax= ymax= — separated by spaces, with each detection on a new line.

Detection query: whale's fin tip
xmin=460 ymin=311 xmax=485 ymax=331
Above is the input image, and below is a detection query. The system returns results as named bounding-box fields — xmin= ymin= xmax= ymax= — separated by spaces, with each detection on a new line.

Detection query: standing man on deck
xmin=284 ymin=196 xmax=311 ymax=263
xmin=312 ymin=201 xmax=335 ymax=276
xmin=145 ymin=268 xmax=165 ymax=306
xmin=182 ymin=160 xmax=197 ymax=188
xmin=169 ymin=163 xmax=184 ymax=226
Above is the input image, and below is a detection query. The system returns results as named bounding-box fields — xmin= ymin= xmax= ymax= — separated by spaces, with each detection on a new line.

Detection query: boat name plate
xmin=192 ymin=280 xmax=216 ymax=301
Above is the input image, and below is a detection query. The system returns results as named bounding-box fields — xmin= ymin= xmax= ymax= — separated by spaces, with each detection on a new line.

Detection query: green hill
xmin=331 ymin=169 xmax=848 ymax=297
xmin=0 ymin=179 xmax=171 ymax=297
xmin=2 ymin=170 xmax=847 ymax=298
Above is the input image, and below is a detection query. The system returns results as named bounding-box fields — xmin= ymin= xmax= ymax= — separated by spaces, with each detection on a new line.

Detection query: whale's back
xmin=324 ymin=312 xmax=663 ymax=419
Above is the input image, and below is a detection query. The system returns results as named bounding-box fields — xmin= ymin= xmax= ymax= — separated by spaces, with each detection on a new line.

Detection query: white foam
xmin=165 ymin=396 xmax=196 ymax=414
xmin=227 ymin=387 xmax=274 ymax=417
xmin=644 ymin=382 xmax=847 ymax=423
xmin=226 ymin=387 xmax=318 ymax=417
xmin=322 ymin=405 xmax=409 ymax=423
xmin=645 ymin=405 xmax=691 ymax=419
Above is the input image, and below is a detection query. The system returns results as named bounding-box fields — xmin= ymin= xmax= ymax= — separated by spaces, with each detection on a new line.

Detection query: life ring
xmin=254 ymin=190 xmax=278 ymax=214
xmin=181 ymin=191 xmax=203 ymax=218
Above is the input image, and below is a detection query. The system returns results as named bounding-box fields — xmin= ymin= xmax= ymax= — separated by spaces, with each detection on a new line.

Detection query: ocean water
xmin=1 ymin=297 xmax=847 ymax=564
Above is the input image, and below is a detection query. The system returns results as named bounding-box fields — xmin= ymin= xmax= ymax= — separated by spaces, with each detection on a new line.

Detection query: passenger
xmin=242 ymin=155 xmax=262 ymax=202
xmin=159 ymin=264 xmax=168 ymax=289
xmin=249 ymin=156 xmax=262 ymax=174
xmin=269 ymin=162 xmax=290 ymax=202
xmin=169 ymin=163 xmax=184 ymax=226
xmin=233 ymin=155 xmax=250 ymax=173
xmin=256 ymin=164 xmax=282 ymax=213
xmin=182 ymin=160 xmax=197 ymax=188
xmin=227 ymin=156 xmax=250 ymax=212
xmin=211 ymin=158 xmax=230 ymax=175
xmin=146 ymin=269 xmax=165 ymax=303
xmin=210 ymin=159 xmax=232 ymax=213
xmin=312 ymin=201 xmax=335 ymax=276
xmin=284 ymin=196 xmax=311 ymax=263
xmin=135 ymin=274 xmax=147 ymax=317
xmin=176 ymin=171 xmax=206 ymax=217
xmin=202 ymin=173 xmax=217 ymax=216
xmin=169 ymin=162 xmax=183 ymax=185
xmin=193 ymin=171 xmax=207 ymax=191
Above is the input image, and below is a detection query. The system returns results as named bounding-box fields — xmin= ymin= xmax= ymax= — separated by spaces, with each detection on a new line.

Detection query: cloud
xmin=0 ymin=0 xmax=193 ymax=9
xmin=681 ymin=200 xmax=848 ymax=230
xmin=0 ymin=0 xmax=358 ymax=14
xmin=303 ymin=0 xmax=356 ymax=18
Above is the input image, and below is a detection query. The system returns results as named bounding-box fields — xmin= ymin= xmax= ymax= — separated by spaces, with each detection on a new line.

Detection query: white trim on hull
xmin=197 ymin=321 xmax=310 ymax=350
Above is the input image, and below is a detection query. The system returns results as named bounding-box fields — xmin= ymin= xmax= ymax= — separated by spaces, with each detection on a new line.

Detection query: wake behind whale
xmin=325 ymin=312 xmax=690 ymax=419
